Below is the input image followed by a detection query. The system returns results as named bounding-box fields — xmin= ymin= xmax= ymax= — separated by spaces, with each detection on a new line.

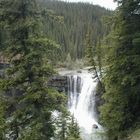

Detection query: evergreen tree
xmin=39 ymin=0 xmax=112 ymax=61
xmin=100 ymin=0 xmax=140 ymax=139
xmin=54 ymin=111 xmax=69 ymax=140
xmin=54 ymin=112 xmax=82 ymax=140
xmin=0 ymin=0 xmax=66 ymax=139
xmin=0 ymin=99 xmax=6 ymax=139
xmin=66 ymin=115 xmax=81 ymax=140
xmin=85 ymin=32 xmax=104 ymax=92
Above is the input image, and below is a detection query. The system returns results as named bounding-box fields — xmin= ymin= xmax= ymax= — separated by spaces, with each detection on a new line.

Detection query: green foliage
xmin=54 ymin=112 xmax=82 ymax=140
xmin=100 ymin=0 xmax=140 ymax=139
xmin=0 ymin=98 xmax=6 ymax=139
xmin=127 ymin=129 xmax=140 ymax=140
xmin=66 ymin=115 xmax=81 ymax=140
xmin=0 ymin=0 xmax=67 ymax=139
xmin=39 ymin=0 xmax=112 ymax=61
xmin=85 ymin=32 xmax=105 ymax=93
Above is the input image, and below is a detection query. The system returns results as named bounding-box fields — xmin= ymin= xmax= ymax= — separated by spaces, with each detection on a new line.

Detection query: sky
xmin=60 ymin=0 xmax=118 ymax=10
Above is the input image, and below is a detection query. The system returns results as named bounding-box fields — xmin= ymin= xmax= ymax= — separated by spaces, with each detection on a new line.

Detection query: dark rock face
xmin=48 ymin=76 xmax=68 ymax=92
xmin=0 ymin=63 xmax=68 ymax=94
xmin=0 ymin=63 xmax=9 ymax=69
xmin=77 ymin=70 xmax=82 ymax=73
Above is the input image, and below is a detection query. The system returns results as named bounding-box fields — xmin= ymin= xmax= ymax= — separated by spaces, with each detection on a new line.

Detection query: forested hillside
xmin=39 ymin=0 xmax=112 ymax=61
xmin=1 ymin=0 xmax=140 ymax=140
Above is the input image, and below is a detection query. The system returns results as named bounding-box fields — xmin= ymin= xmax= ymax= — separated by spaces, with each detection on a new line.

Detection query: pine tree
xmin=0 ymin=98 xmax=6 ymax=139
xmin=39 ymin=0 xmax=112 ymax=61
xmin=100 ymin=0 xmax=140 ymax=139
xmin=85 ymin=32 xmax=105 ymax=92
xmin=54 ymin=112 xmax=82 ymax=140
xmin=54 ymin=111 xmax=68 ymax=140
xmin=66 ymin=115 xmax=82 ymax=140
xmin=0 ymin=0 xmax=66 ymax=139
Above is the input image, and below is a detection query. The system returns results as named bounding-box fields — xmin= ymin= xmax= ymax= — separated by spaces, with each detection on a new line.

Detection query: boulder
xmin=93 ymin=124 xmax=98 ymax=129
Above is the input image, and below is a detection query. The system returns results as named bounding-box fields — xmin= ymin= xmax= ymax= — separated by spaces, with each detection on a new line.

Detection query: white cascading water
xmin=60 ymin=69 xmax=105 ymax=140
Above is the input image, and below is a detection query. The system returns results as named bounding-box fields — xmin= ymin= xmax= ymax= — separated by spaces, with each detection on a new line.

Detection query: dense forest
xmin=0 ymin=0 xmax=140 ymax=140
xmin=0 ymin=0 xmax=82 ymax=140
xmin=100 ymin=0 xmax=140 ymax=140
xmin=39 ymin=0 xmax=112 ymax=62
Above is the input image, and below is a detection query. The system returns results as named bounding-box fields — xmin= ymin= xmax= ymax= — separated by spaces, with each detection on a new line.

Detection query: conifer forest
xmin=0 ymin=0 xmax=140 ymax=140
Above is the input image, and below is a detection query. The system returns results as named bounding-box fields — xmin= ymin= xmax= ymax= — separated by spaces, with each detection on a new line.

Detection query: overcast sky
xmin=60 ymin=0 xmax=118 ymax=10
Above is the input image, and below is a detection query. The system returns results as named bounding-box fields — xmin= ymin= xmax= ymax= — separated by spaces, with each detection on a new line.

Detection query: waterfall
xmin=60 ymin=69 xmax=105 ymax=140
xmin=60 ymin=70 xmax=107 ymax=140
xmin=67 ymin=74 xmax=98 ymax=132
